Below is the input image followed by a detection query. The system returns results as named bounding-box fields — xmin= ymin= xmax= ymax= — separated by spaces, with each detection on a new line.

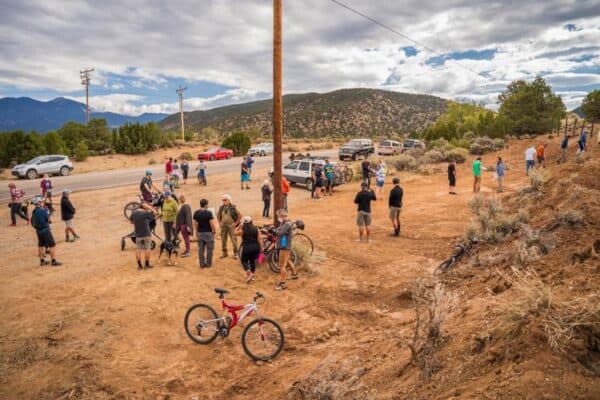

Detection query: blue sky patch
xmin=564 ymin=23 xmax=581 ymax=32
xmin=426 ymin=48 xmax=497 ymax=66
xmin=402 ymin=46 xmax=418 ymax=57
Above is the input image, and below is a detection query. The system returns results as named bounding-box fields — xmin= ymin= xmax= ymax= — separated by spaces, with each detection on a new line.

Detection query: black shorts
xmin=448 ymin=175 xmax=456 ymax=186
xmin=36 ymin=229 xmax=56 ymax=248
xmin=315 ymin=178 xmax=324 ymax=188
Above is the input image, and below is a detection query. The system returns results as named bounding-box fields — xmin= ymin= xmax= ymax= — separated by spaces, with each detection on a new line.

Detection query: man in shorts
xmin=240 ymin=158 xmax=250 ymax=190
xmin=312 ymin=163 xmax=324 ymax=200
xmin=388 ymin=177 xmax=403 ymax=237
xmin=323 ymin=159 xmax=335 ymax=195
xmin=246 ymin=154 xmax=254 ymax=179
xmin=131 ymin=203 xmax=157 ymax=270
xmin=275 ymin=209 xmax=298 ymax=291
xmin=60 ymin=189 xmax=79 ymax=242
xmin=536 ymin=143 xmax=547 ymax=168
xmin=197 ymin=160 xmax=207 ymax=186
xmin=354 ymin=182 xmax=377 ymax=242
xmin=31 ymin=198 xmax=62 ymax=266
xmin=472 ymin=157 xmax=482 ymax=193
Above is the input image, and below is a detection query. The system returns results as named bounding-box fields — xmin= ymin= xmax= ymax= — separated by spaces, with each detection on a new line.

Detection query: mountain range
xmin=0 ymin=97 xmax=168 ymax=133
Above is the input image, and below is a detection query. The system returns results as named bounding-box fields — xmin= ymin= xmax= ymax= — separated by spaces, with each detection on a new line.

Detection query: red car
xmin=197 ymin=147 xmax=234 ymax=161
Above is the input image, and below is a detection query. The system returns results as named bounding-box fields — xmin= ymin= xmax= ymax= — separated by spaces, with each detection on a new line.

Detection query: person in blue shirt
xmin=246 ymin=154 xmax=254 ymax=180
xmin=557 ymin=135 xmax=569 ymax=164
xmin=31 ymin=198 xmax=62 ymax=266
xmin=495 ymin=157 xmax=505 ymax=193
xmin=577 ymin=130 xmax=588 ymax=156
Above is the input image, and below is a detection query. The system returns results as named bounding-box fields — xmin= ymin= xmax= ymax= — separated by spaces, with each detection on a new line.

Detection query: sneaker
xmin=10 ymin=223 xmax=16 ymax=227
xmin=288 ymin=274 xmax=299 ymax=280
xmin=145 ymin=264 xmax=154 ymax=269
xmin=51 ymin=260 xmax=62 ymax=266
xmin=40 ymin=259 xmax=49 ymax=266
xmin=232 ymin=254 xmax=239 ymax=260
xmin=220 ymin=254 xmax=228 ymax=259
xmin=275 ymin=282 xmax=287 ymax=291
xmin=181 ymin=252 xmax=190 ymax=258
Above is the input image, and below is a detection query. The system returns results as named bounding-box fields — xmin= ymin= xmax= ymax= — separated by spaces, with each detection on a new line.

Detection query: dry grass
xmin=528 ymin=168 xmax=552 ymax=191
xmin=465 ymin=196 xmax=524 ymax=243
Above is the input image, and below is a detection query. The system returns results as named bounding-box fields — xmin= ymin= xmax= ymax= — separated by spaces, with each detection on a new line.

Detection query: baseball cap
xmin=222 ymin=194 xmax=232 ymax=201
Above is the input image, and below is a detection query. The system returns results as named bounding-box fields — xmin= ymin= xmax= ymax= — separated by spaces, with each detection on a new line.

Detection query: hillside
xmin=0 ymin=97 xmax=168 ymax=133
xmin=160 ymin=88 xmax=448 ymax=138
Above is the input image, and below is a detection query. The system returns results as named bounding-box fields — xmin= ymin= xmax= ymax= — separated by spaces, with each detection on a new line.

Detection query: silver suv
xmin=283 ymin=158 xmax=341 ymax=191
xmin=12 ymin=155 xmax=74 ymax=179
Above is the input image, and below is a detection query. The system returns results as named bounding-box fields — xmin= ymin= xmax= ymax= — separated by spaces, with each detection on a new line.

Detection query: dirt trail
xmin=0 ymin=136 xmax=595 ymax=399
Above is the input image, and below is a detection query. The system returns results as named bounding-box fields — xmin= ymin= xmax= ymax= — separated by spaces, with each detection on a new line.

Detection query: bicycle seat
xmin=214 ymin=288 xmax=229 ymax=296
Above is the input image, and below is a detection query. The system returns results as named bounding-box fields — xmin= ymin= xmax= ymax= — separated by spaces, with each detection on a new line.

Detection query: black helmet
xmin=295 ymin=219 xmax=305 ymax=230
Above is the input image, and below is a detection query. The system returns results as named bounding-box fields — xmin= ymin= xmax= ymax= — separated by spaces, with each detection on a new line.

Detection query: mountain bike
xmin=123 ymin=192 xmax=164 ymax=220
xmin=184 ymin=288 xmax=284 ymax=361
xmin=435 ymin=239 xmax=478 ymax=275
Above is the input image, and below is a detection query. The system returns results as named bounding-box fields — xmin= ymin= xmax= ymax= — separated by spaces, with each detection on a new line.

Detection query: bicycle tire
xmin=436 ymin=257 xmax=456 ymax=274
xmin=184 ymin=304 xmax=220 ymax=344
xmin=124 ymin=201 xmax=142 ymax=220
xmin=268 ymin=248 xmax=297 ymax=273
xmin=241 ymin=317 xmax=284 ymax=361
xmin=292 ymin=232 xmax=314 ymax=256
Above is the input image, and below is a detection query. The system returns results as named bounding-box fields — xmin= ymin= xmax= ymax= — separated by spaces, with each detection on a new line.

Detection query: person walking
xmin=525 ymin=145 xmax=536 ymax=175
xmin=576 ymin=129 xmax=588 ymax=156
xmin=235 ymin=216 xmax=263 ymax=283
xmin=60 ymin=189 xmax=79 ymax=242
xmin=240 ymin=158 xmax=250 ymax=190
xmin=472 ymin=157 xmax=482 ymax=193
xmin=194 ymin=198 xmax=217 ymax=268
xmin=261 ymin=177 xmax=273 ymax=218
xmin=275 ymin=209 xmax=298 ymax=291
xmin=130 ymin=203 xmax=157 ymax=270
xmin=388 ymin=177 xmax=403 ymax=237
xmin=31 ymin=197 xmax=62 ymax=266
xmin=536 ymin=143 xmax=547 ymax=168
xmin=40 ymin=174 xmax=52 ymax=197
xmin=281 ymin=176 xmax=291 ymax=212
xmin=496 ymin=157 xmax=505 ymax=193
xmin=175 ymin=194 xmax=193 ymax=257
xmin=8 ymin=182 xmax=28 ymax=226
xmin=217 ymin=194 xmax=241 ymax=259
xmin=181 ymin=159 xmax=189 ymax=184
xmin=448 ymin=161 xmax=457 ymax=195
xmin=197 ymin=160 xmax=207 ymax=186
xmin=557 ymin=135 xmax=569 ymax=164
xmin=375 ymin=160 xmax=386 ymax=199
xmin=161 ymin=192 xmax=178 ymax=243
xmin=354 ymin=182 xmax=377 ymax=242
xmin=165 ymin=157 xmax=173 ymax=175
xmin=323 ymin=159 xmax=335 ymax=195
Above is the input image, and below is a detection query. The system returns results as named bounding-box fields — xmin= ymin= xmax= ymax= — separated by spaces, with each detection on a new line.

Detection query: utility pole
xmin=80 ymin=68 xmax=94 ymax=125
xmin=563 ymin=116 xmax=568 ymax=137
xmin=176 ymin=85 xmax=187 ymax=141
xmin=272 ymin=0 xmax=283 ymax=226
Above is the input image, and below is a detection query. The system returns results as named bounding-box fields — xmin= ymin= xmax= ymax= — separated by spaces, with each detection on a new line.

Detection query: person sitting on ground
xmin=40 ymin=174 xmax=52 ymax=197
xmin=197 ymin=159 xmax=207 ymax=186
xmin=275 ymin=209 xmax=298 ymax=291
xmin=140 ymin=170 xmax=158 ymax=203
xmin=217 ymin=194 xmax=241 ymax=259
xmin=31 ymin=197 xmax=62 ymax=266
xmin=240 ymin=158 xmax=250 ymax=190
xmin=536 ymin=143 xmax=547 ymax=168
xmin=60 ymin=189 xmax=79 ymax=242
xmin=175 ymin=194 xmax=192 ymax=257
xmin=8 ymin=182 xmax=28 ymax=226
xmin=131 ymin=203 xmax=158 ymax=270
xmin=558 ymin=135 xmax=569 ymax=164
xmin=388 ymin=177 xmax=403 ymax=237
xmin=354 ymin=181 xmax=377 ymax=243
xmin=472 ymin=157 xmax=482 ymax=193
xmin=448 ymin=161 xmax=457 ymax=195
xmin=161 ymin=191 xmax=178 ymax=243
xmin=235 ymin=216 xmax=263 ymax=284
xmin=323 ymin=159 xmax=335 ymax=195
xmin=525 ymin=145 xmax=536 ymax=176
xmin=496 ymin=157 xmax=505 ymax=193
xmin=261 ymin=177 xmax=273 ymax=218
xmin=194 ymin=198 xmax=217 ymax=268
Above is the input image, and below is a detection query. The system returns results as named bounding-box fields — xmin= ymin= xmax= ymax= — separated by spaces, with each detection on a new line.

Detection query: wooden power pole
xmin=272 ymin=0 xmax=283 ymax=226
xmin=80 ymin=68 xmax=94 ymax=125
xmin=176 ymin=85 xmax=187 ymax=141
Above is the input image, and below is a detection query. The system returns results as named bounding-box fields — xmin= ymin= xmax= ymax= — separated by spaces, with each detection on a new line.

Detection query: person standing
xmin=361 ymin=159 xmax=372 ymax=188
xmin=217 ymin=194 xmax=241 ymax=259
xmin=525 ymin=146 xmax=536 ymax=175
xmin=161 ymin=192 xmax=178 ymax=243
xmin=60 ymin=189 xmax=79 ymax=242
xmin=163 ymin=175 xmax=174 ymax=194
xmin=576 ymin=129 xmax=588 ymax=156
xmin=40 ymin=174 xmax=52 ymax=197
xmin=313 ymin=163 xmax=324 ymax=200
xmin=31 ymin=198 xmax=62 ymax=266
xmin=197 ymin=159 xmax=207 ymax=186
xmin=175 ymin=194 xmax=193 ymax=257
xmin=181 ymin=160 xmax=189 ymax=184
xmin=375 ymin=160 xmax=386 ymax=199
xmin=240 ymin=158 xmax=250 ymax=190
xmin=281 ymin=176 xmax=291 ymax=212
xmin=261 ymin=177 xmax=273 ymax=218
xmin=557 ymin=135 xmax=569 ymax=164
xmin=536 ymin=143 xmax=547 ymax=168
xmin=165 ymin=157 xmax=173 ymax=175
xmin=8 ymin=183 xmax=28 ymax=226
xmin=354 ymin=182 xmax=377 ymax=242
xmin=472 ymin=157 xmax=482 ymax=193
xmin=194 ymin=198 xmax=217 ymax=268
xmin=323 ymin=159 xmax=335 ymax=195
xmin=275 ymin=209 xmax=298 ymax=291
xmin=448 ymin=161 xmax=457 ymax=195
xmin=131 ymin=203 xmax=157 ymax=270
xmin=496 ymin=157 xmax=505 ymax=193
xmin=235 ymin=216 xmax=263 ymax=283
xmin=246 ymin=154 xmax=254 ymax=180
xmin=388 ymin=177 xmax=403 ymax=237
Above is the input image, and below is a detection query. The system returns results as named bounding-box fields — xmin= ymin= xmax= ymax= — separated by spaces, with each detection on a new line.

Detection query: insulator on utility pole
xmin=176 ymin=85 xmax=187 ymax=141
xmin=80 ymin=67 xmax=94 ymax=126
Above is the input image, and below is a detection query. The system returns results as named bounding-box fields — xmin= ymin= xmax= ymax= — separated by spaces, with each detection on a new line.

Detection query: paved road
xmin=1 ymin=151 xmax=335 ymax=202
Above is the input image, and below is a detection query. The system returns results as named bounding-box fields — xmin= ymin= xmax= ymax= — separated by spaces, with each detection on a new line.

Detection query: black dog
xmin=158 ymin=239 xmax=180 ymax=265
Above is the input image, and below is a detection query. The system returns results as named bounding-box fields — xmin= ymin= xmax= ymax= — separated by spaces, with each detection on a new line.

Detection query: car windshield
xmin=380 ymin=141 xmax=390 ymax=146
xmin=26 ymin=156 xmax=43 ymax=164
xmin=207 ymin=148 xmax=218 ymax=152
xmin=347 ymin=141 xmax=363 ymax=147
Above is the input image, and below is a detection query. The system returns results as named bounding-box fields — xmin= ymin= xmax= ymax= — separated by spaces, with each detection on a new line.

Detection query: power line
xmin=328 ymin=0 xmax=491 ymax=81
xmin=80 ymin=67 xmax=94 ymax=125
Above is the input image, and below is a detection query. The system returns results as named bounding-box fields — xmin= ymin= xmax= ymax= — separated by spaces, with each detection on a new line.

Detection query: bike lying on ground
xmin=184 ymin=288 xmax=284 ymax=361
xmin=435 ymin=239 xmax=478 ymax=275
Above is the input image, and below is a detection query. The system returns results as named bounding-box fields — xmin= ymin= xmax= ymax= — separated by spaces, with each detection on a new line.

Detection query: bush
xmin=394 ymin=154 xmax=419 ymax=171
xmin=73 ymin=141 xmax=89 ymax=161
xmin=422 ymin=149 xmax=445 ymax=164
xmin=221 ymin=132 xmax=251 ymax=156
xmin=179 ymin=152 xmax=193 ymax=161
xmin=148 ymin=158 xmax=157 ymax=165
xmin=430 ymin=138 xmax=452 ymax=152
xmin=529 ymin=169 xmax=552 ymax=191
xmin=444 ymin=148 xmax=468 ymax=163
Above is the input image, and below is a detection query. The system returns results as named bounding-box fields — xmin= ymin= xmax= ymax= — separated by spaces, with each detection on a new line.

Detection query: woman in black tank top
xmin=235 ymin=217 xmax=263 ymax=283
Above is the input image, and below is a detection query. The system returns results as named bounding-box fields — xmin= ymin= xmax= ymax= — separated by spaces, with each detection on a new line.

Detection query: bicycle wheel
xmin=124 ymin=201 xmax=141 ymax=220
xmin=268 ymin=249 xmax=297 ymax=273
xmin=435 ymin=257 xmax=455 ymax=275
xmin=292 ymin=232 xmax=314 ymax=256
xmin=241 ymin=318 xmax=284 ymax=361
xmin=184 ymin=304 xmax=220 ymax=344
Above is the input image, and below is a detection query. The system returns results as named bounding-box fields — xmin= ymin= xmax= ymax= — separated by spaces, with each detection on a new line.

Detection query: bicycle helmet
xmin=145 ymin=170 xmax=153 ymax=176
xmin=294 ymin=219 xmax=305 ymax=230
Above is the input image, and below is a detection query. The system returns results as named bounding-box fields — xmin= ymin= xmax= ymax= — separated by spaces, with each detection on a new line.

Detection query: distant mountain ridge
xmin=160 ymin=88 xmax=448 ymax=138
xmin=0 ymin=97 xmax=168 ymax=133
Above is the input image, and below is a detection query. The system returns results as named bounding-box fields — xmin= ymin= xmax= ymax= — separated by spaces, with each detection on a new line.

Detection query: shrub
xmin=148 ymin=158 xmax=157 ymax=165
xmin=552 ymin=210 xmax=584 ymax=229
xmin=444 ymin=148 xmax=468 ymax=163
xmin=529 ymin=169 xmax=551 ymax=191
xmin=394 ymin=154 xmax=419 ymax=171
xmin=73 ymin=141 xmax=89 ymax=161
xmin=430 ymin=138 xmax=452 ymax=152
xmin=469 ymin=136 xmax=505 ymax=155
xmin=179 ymin=152 xmax=193 ymax=161
xmin=221 ymin=132 xmax=251 ymax=156
xmin=422 ymin=149 xmax=445 ymax=164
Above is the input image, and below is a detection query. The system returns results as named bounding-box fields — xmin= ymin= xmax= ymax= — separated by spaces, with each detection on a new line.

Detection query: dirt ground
xmin=0 ymin=136 xmax=598 ymax=399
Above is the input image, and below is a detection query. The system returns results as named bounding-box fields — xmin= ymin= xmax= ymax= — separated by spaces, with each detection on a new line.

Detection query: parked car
xmin=402 ymin=139 xmax=426 ymax=151
xmin=197 ymin=147 xmax=234 ymax=161
xmin=12 ymin=155 xmax=74 ymax=179
xmin=377 ymin=140 xmax=402 ymax=155
xmin=338 ymin=138 xmax=375 ymax=161
xmin=283 ymin=158 xmax=342 ymax=191
xmin=248 ymin=142 xmax=273 ymax=156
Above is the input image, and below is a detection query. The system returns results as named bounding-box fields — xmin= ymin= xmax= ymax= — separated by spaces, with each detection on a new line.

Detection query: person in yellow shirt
xmin=161 ymin=192 xmax=179 ymax=243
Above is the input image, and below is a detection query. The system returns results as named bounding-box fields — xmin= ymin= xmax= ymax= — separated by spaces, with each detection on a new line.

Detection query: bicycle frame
xmin=221 ymin=300 xmax=259 ymax=330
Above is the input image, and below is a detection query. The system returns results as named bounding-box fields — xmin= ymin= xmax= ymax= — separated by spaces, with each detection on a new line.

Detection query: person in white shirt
xmin=525 ymin=146 xmax=536 ymax=176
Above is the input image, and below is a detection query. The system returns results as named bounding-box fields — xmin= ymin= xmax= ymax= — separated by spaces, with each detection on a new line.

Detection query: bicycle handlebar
xmin=253 ymin=292 xmax=264 ymax=302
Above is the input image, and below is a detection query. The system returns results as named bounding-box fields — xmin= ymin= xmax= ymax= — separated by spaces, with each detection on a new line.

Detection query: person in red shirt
xmin=40 ymin=174 xmax=53 ymax=197
xmin=281 ymin=176 xmax=291 ymax=212
xmin=8 ymin=182 xmax=29 ymax=226
xmin=165 ymin=157 xmax=173 ymax=175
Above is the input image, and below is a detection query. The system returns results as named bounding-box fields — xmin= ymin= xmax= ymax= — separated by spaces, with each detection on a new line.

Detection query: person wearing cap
xmin=161 ymin=191 xmax=178 ymax=243
xmin=140 ymin=170 xmax=157 ymax=203
xmin=30 ymin=197 xmax=62 ymax=266
xmin=275 ymin=209 xmax=298 ymax=290
xmin=60 ymin=189 xmax=79 ymax=242
xmin=131 ymin=203 xmax=158 ymax=270
xmin=194 ymin=198 xmax=217 ymax=268
xmin=217 ymin=194 xmax=241 ymax=258
xmin=235 ymin=215 xmax=263 ymax=283
xmin=175 ymin=194 xmax=193 ymax=257
xmin=8 ymin=182 xmax=28 ymax=226
xmin=354 ymin=182 xmax=377 ymax=242
xmin=388 ymin=177 xmax=403 ymax=237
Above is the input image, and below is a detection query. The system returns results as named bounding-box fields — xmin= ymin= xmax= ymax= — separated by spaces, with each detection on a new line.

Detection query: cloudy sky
xmin=1 ymin=0 xmax=599 ymax=115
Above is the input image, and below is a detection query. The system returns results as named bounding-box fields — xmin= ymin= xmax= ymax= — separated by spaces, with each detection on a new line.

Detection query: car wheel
xmin=210 ymin=155 xmax=215 ymax=161
xmin=59 ymin=166 xmax=70 ymax=176
xmin=260 ymin=151 xmax=266 ymax=156
xmin=226 ymin=154 xmax=231 ymax=159
xmin=26 ymin=169 xmax=38 ymax=180
xmin=351 ymin=154 xmax=357 ymax=161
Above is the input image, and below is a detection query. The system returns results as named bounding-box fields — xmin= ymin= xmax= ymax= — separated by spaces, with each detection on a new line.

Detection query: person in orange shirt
xmin=281 ymin=176 xmax=291 ymax=211
xmin=536 ymin=143 xmax=547 ymax=168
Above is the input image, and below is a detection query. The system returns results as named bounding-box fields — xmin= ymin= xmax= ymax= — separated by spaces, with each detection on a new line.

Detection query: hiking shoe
xmin=275 ymin=282 xmax=287 ymax=291
xmin=145 ymin=264 xmax=154 ymax=269
xmin=51 ymin=260 xmax=62 ymax=267
xmin=40 ymin=259 xmax=49 ymax=266
xmin=220 ymin=254 xmax=228 ymax=259
xmin=232 ymin=254 xmax=239 ymax=260
xmin=288 ymin=274 xmax=299 ymax=280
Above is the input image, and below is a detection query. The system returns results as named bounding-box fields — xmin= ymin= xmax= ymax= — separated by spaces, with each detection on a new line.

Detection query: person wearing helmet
xmin=140 ymin=170 xmax=157 ymax=203
xmin=235 ymin=216 xmax=263 ymax=283
xmin=60 ymin=189 xmax=79 ymax=242
xmin=30 ymin=197 xmax=61 ymax=266
xmin=8 ymin=182 xmax=29 ymax=226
